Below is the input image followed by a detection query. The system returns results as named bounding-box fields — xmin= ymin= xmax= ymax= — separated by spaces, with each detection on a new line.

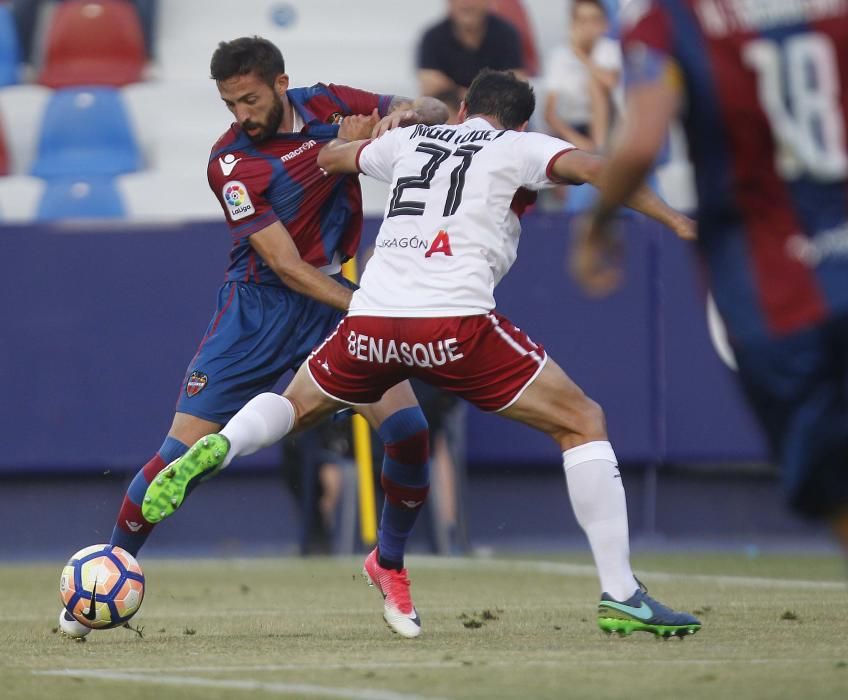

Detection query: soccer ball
xmin=59 ymin=544 xmax=145 ymax=629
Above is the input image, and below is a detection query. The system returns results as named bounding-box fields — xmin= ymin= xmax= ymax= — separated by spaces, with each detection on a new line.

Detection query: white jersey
xmin=350 ymin=117 xmax=574 ymax=317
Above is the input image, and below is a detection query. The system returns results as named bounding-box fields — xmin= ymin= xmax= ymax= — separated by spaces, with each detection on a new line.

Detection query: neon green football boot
xmin=141 ymin=434 xmax=230 ymax=524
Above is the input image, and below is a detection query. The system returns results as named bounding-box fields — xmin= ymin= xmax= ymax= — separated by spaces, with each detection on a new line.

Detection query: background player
xmin=59 ymin=37 xmax=447 ymax=637
xmin=574 ymin=1 xmax=848 ymax=553
xmin=165 ymin=69 xmax=700 ymax=640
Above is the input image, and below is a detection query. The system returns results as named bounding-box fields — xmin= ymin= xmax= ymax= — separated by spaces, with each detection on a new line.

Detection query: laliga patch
xmin=222 ymin=180 xmax=254 ymax=221
xmin=186 ymin=370 xmax=208 ymax=397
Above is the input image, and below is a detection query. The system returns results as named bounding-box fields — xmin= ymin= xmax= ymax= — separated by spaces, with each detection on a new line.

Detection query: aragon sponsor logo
xmin=222 ymin=181 xmax=254 ymax=221
xmin=280 ymin=139 xmax=317 ymax=163
xmin=375 ymin=235 xmax=429 ymax=250
xmin=376 ymin=229 xmax=453 ymax=255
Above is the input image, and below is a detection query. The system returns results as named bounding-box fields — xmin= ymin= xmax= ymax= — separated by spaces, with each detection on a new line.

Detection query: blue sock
xmin=110 ymin=436 xmax=188 ymax=556
xmin=376 ymin=407 xmax=430 ymax=569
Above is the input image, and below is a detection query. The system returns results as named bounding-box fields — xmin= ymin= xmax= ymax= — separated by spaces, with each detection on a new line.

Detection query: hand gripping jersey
xmin=622 ymin=0 xmax=848 ymax=342
xmin=207 ymin=84 xmax=393 ymax=286
xmin=351 ymin=117 xmax=574 ymax=317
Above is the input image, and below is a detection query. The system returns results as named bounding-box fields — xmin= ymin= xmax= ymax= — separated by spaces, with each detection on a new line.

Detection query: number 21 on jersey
xmin=388 ymin=142 xmax=483 ymax=218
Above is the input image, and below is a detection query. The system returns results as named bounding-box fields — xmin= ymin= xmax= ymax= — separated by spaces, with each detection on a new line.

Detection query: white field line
xmin=87 ymin=658 xmax=847 ymax=676
xmin=407 ymin=556 xmax=848 ymax=592
xmin=33 ymin=669 xmax=448 ymax=700
xmin=138 ymin=554 xmax=846 ymax=592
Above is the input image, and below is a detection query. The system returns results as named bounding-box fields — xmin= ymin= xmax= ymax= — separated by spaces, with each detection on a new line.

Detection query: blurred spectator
xmin=491 ymin=0 xmax=539 ymax=77
xmin=543 ymin=0 xmax=620 ymax=152
xmin=417 ymin=0 xmax=524 ymax=97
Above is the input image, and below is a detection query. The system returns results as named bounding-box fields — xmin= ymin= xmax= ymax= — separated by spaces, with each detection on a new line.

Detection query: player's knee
xmin=553 ymin=395 xmax=607 ymax=447
xmin=576 ymin=397 xmax=606 ymax=440
xmin=378 ymin=407 xmax=430 ymax=466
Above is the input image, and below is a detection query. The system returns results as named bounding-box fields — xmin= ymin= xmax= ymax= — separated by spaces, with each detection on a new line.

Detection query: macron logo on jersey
xmin=219 ymin=154 xmax=242 ymax=176
xmin=280 ymin=140 xmax=317 ymax=163
xmin=222 ymin=180 xmax=255 ymax=221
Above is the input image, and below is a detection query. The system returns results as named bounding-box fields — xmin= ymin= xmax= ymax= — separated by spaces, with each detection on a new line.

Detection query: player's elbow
xmin=262 ymin=251 xmax=302 ymax=286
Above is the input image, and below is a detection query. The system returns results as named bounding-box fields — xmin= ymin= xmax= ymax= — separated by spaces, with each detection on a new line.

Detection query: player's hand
xmin=673 ymin=214 xmax=697 ymax=241
xmin=339 ymin=109 xmax=380 ymax=141
xmin=570 ymin=215 xmax=624 ymax=298
xmin=371 ymin=109 xmax=419 ymax=139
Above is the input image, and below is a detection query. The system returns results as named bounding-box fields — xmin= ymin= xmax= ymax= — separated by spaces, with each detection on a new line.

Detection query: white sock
xmin=563 ymin=440 xmax=639 ymax=601
xmin=219 ymin=393 xmax=296 ymax=469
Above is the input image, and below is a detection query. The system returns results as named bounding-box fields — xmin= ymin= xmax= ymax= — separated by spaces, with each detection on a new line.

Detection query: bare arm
xmin=249 ymin=221 xmax=353 ymax=311
xmin=570 ymin=68 xmax=687 ymax=296
xmin=552 ymin=148 xmax=691 ymax=237
xmin=317 ymin=137 xmax=368 ymax=176
xmin=573 ymin=44 xmax=620 ymax=93
xmin=590 ymin=78 xmax=680 ymax=225
xmin=583 ymin=60 xmax=620 ymax=93
xmin=418 ymin=69 xmax=457 ymax=97
xmin=587 ymin=78 xmax=610 ymax=151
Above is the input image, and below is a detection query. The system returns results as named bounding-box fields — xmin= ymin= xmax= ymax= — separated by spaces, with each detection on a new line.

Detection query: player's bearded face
xmin=242 ymin=95 xmax=284 ymax=143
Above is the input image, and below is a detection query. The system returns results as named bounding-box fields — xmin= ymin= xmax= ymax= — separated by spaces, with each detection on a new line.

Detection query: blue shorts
xmin=735 ymin=314 xmax=848 ymax=518
xmin=175 ymin=278 xmax=353 ymax=424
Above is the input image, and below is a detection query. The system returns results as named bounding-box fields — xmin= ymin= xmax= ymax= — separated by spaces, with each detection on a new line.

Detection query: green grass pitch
xmin=2 ymin=552 xmax=846 ymax=700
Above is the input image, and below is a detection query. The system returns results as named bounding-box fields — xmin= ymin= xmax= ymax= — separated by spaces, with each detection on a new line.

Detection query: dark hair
xmin=572 ymin=0 xmax=608 ymax=17
xmin=210 ymin=36 xmax=285 ymax=86
xmin=464 ymin=69 xmax=535 ymax=130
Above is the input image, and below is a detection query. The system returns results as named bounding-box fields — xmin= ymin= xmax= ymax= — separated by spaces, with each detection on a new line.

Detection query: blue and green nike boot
xmin=598 ymin=582 xmax=701 ymax=638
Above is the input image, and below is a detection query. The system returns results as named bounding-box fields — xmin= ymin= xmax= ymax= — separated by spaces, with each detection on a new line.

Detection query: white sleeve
xmin=357 ymin=127 xmax=405 ymax=183
xmin=518 ymin=132 xmax=577 ymax=190
xmin=593 ymin=39 xmax=622 ymax=72
xmin=544 ymin=46 xmax=569 ymax=92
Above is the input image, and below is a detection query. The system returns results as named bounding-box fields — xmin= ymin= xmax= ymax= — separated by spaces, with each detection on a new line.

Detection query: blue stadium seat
xmin=31 ymin=88 xmax=142 ymax=178
xmin=37 ymin=177 xmax=126 ymax=220
xmin=0 ymin=4 xmax=21 ymax=86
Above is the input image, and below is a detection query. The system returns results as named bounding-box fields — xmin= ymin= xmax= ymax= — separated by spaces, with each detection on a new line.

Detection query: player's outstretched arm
xmin=552 ymin=147 xmax=693 ymax=240
xmin=589 ymin=78 xmax=681 ymax=230
xmin=317 ymin=138 xmax=365 ymax=175
xmin=569 ymin=69 xmax=685 ymax=296
xmin=317 ymin=111 xmax=384 ymax=175
xmin=249 ymin=221 xmax=353 ymax=311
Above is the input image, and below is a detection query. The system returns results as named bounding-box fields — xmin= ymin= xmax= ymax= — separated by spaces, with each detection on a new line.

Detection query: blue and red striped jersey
xmin=207 ymin=83 xmax=394 ymax=286
xmin=623 ymin=0 xmax=848 ymax=342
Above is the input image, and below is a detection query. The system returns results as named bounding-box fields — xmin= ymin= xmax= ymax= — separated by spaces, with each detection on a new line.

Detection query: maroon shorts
xmin=306 ymin=311 xmax=547 ymax=412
